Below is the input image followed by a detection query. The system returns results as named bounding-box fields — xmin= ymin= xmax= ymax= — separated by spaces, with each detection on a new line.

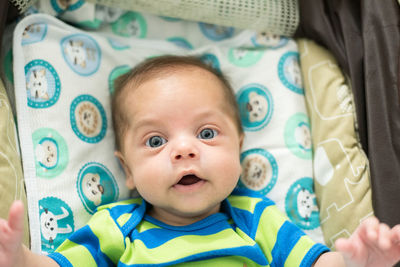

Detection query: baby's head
xmin=111 ymin=55 xmax=244 ymax=225
xmin=112 ymin=55 xmax=243 ymax=151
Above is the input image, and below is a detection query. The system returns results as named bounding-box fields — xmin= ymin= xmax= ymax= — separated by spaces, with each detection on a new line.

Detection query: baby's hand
xmin=335 ymin=216 xmax=400 ymax=267
xmin=0 ymin=200 xmax=25 ymax=267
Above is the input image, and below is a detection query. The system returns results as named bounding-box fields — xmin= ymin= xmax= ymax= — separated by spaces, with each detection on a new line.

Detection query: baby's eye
xmin=146 ymin=136 xmax=167 ymax=148
xmin=197 ymin=128 xmax=218 ymax=140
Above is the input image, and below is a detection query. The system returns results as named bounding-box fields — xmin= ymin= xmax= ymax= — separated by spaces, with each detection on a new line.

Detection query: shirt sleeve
xmin=48 ymin=208 xmax=126 ymax=267
xmin=253 ymin=199 xmax=330 ymax=267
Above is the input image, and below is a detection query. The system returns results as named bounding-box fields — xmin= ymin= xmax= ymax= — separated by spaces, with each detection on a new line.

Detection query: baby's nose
xmin=171 ymin=139 xmax=199 ymax=161
xmin=174 ymin=152 xmax=196 ymax=160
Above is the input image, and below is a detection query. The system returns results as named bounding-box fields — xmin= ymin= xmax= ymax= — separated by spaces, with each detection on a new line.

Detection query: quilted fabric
xmin=298 ymin=39 xmax=373 ymax=248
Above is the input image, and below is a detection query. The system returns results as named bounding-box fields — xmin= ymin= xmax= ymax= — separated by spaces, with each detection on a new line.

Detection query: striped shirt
xmin=48 ymin=188 xmax=329 ymax=266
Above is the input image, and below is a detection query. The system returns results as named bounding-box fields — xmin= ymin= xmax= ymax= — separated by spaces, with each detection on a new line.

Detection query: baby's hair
xmin=112 ymin=55 xmax=243 ymax=150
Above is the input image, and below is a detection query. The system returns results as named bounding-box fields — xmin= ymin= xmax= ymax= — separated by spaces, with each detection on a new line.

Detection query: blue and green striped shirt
xmin=49 ymin=188 xmax=329 ymax=266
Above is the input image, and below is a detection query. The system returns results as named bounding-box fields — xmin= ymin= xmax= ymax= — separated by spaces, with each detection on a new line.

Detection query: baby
xmin=1 ymin=55 xmax=400 ymax=267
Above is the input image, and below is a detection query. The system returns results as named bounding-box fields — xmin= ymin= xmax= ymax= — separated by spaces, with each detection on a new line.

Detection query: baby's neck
xmin=147 ymin=204 xmax=222 ymax=226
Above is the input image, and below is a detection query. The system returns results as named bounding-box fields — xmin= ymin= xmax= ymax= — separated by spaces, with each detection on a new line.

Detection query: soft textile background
xmin=11 ymin=8 xmax=324 ymax=253
xmin=298 ymin=39 xmax=373 ymax=248
xmin=0 ymin=79 xmax=30 ymax=246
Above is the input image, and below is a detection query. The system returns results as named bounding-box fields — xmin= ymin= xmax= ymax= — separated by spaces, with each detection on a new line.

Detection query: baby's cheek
xmin=214 ymin=152 xmax=241 ymax=179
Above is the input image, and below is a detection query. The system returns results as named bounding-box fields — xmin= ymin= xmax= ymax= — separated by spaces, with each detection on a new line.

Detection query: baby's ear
xmin=239 ymin=133 xmax=244 ymax=150
xmin=114 ymin=151 xmax=135 ymax=190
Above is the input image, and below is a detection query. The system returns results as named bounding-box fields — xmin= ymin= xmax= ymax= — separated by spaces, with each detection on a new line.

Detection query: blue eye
xmin=198 ymin=128 xmax=218 ymax=139
xmin=146 ymin=136 xmax=167 ymax=147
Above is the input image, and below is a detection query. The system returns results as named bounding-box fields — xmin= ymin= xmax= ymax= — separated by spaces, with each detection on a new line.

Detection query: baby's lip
xmin=174 ymin=170 xmax=204 ymax=186
xmin=177 ymin=174 xmax=202 ymax=185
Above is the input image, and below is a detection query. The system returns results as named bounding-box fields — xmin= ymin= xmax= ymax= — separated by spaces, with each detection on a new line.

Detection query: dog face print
xmin=35 ymin=139 xmax=58 ymax=169
xmin=27 ymin=69 xmax=49 ymax=100
xmin=242 ymin=154 xmax=269 ymax=190
xmin=82 ymin=172 xmax=104 ymax=206
xmin=255 ymin=32 xmax=282 ymax=47
xmin=285 ymin=59 xmax=302 ymax=88
xmin=123 ymin=18 xmax=141 ymax=36
xmin=247 ymin=91 xmax=269 ymax=123
xmin=64 ymin=40 xmax=88 ymax=68
xmin=294 ymin=123 xmax=312 ymax=151
xmin=297 ymin=188 xmax=318 ymax=220
xmin=40 ymin=206 xmax=72 ymax=246
xmin=76 ymin=102 xmax=100 ymax=137
xmin=95 ymin=5 xmax=124 ymax=23
xmin=23 ymin=24 xmax=41 ymax=39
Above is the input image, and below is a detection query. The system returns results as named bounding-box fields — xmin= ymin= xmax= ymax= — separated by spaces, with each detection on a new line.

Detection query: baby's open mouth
xmin=177 ymin=174 xmax=202 ymax=186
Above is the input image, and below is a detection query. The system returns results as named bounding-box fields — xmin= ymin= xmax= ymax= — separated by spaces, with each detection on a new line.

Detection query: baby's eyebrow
xmin=130 ymin=117 xmax=161 ymax=131
xmin=193 ymin=108 xmax=228 ymax=119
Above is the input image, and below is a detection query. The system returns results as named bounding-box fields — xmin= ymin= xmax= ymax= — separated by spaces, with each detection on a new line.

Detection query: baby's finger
xmin=378 ymin=223 xmax=391 ymax=250
xmin=390 ymin=225 xmax=400 ymax=245
xmin=361 ymin=217 xmax=379 ymax=241
xmin=335 ymin=238 xmax=363 ymax=264
xmin=335 ymin=238 xmax=355 ymax=256
xmin=8 ymin=201 xmax=25 ymax=233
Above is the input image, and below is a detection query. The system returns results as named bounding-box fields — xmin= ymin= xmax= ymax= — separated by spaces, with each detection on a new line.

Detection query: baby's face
xmin=116 ymin=67 xmax=242 ymax=226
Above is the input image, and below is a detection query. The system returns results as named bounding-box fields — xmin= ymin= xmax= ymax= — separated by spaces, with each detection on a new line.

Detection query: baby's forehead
xmin=151 ymin=64 xmax=220 ymax=82
xmin=121 ymin=68 xmax=229 ymax=116
xmin=126 ymin=65 xmax=225 ymax=96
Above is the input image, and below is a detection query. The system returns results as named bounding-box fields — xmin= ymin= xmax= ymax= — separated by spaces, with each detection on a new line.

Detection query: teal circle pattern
xmin=199 ymin=53 xmax=221 ymax=73
xmin=107 ymin=37 xmax=131 ymax=50
xmin=167 ymin=37 xmax=193 ymax=50
xmin=236 ymin=83 xmax=273 ymax=131
xmin=32 ymin=128 xmax=69 ymax=178
xmin=284 ymin=113 xmax=312 ymax=159
xmin=250 ymin=33 xmax=289 ymax=49
xmin=199 ymin=23 xmax=234 ymax=41
xmin=25 ymin=59 xmax=61 ymax=108
xmin=278 ymin=51 xmax=303 ymax=94
xmin=108 ymin=65 xmax=131 ymax=94
xmin=160 ymin=16 xmax=182 ymax=22
xmin=111 ymin=11 xmax=147 ymax=38
xmin=70 ymin=94 xmax=107 ymax=143
xmin=60 ymin=33 xmax=101 ymax=76
xmin=39 ymin=197 xmax=74 ymax=253
xmin=77 ymin=162 xmax=119 ymax=214
xmin=50 ymin=0 xmax=84 ymax=13
xmin=238 ymin=148 xmax=278 ymax=195
xmin=285 ymin=177 xmax=320 ymax=230
xmin=21 ymin=23 xmax=47 ymax=45
xmin=228 ymin=47 xmax=264 ymax=67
